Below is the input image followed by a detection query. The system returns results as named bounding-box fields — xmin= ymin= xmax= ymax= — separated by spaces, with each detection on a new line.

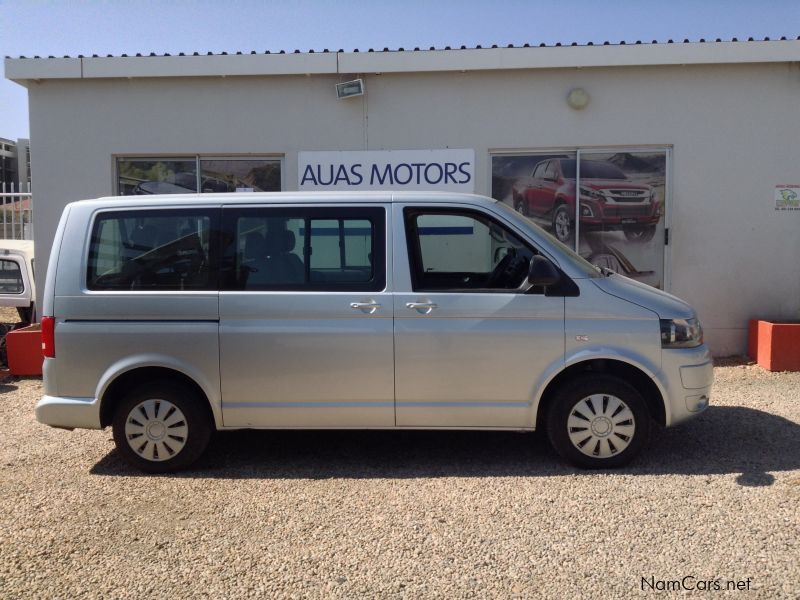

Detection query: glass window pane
xmin=199 ymin=159 xmax=281 ymax=193
xmin=222 ymin=207 xmax=383 ymax=291
xmin=309 ymin=219 xmax=373 ymax=283
xmin=237 ymin=216 xmax=306 ymax=288
xmin=410 ymin=211 xmax=534 ymax=291
xmin=0 ymin=259 xmax=23 ymax=294
xmin=577 ymin=151 xmax=667 ymax=289
xmin=88 ymin=211 xmax=213 ymax=290
xmin=117 ymin=159 xmax=197 ymax=195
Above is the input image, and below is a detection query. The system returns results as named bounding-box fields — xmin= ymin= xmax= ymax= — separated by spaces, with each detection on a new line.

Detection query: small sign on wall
xmin=775 ymin=185 xmax=800 ymax=211
xmin=298 ymin=149 xmax=475 ymax=191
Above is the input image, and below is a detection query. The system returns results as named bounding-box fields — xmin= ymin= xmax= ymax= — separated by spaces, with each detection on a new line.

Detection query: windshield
xmin=560 ymin=159 xmax=626 ymax=180
xmin=492 ymin=201 xmax=601 ymax=278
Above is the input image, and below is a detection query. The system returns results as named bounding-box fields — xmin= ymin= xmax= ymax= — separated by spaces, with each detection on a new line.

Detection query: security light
xmin=336 ymin=79 xmax=365 ymax=99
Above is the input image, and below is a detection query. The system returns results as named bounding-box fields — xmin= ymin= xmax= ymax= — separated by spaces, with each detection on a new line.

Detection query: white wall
xmin=27 ymin=62 xmax=800 ymax=354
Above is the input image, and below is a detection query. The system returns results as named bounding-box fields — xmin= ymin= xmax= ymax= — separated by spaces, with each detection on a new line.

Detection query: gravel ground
xmin=1 ymin=360 xmax=798 ymax=598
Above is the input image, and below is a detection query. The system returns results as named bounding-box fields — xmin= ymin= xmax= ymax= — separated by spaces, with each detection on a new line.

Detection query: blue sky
xmin=1 ymin=0 xmax=798 ymax=139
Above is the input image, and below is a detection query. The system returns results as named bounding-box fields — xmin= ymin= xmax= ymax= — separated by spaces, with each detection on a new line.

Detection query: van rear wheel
xmin=112 ymin=381 xmax=211 ymax=473
xmin=546 ymin=375 xmax=650 ymax=469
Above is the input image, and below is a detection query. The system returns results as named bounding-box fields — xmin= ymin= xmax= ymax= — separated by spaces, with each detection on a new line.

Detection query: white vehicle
xmin=36 ymin=192 xmax=712 ymax=473
xmin=0 ymin=240 xmax=35 ymax=324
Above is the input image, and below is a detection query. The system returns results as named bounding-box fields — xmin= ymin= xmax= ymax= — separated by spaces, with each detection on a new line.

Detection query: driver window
xmin=406 ymin=209 xmax=536 ymax=292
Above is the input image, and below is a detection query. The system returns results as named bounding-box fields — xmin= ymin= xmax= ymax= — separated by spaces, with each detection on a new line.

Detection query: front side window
xmin=405 ymin=208 xmax=536 ymax=292
xmin=222 ymin=207 xmax=385 ymax=291
xmin=87 ymin=210 xmax=217 ymax=290
xmin=0 ymin=259 xmax=23 ymax=294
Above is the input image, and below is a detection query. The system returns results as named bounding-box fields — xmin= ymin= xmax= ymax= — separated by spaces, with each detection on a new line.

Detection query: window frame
xmin=85 ymin=207 xmax=222 ymax=292
xmin=114 ymin=155 xmax=284 ymax=196
xmin=220 ymin=205 xmax=386 ymax=292
xmin=403 ymin=206 xmax=542 ymax=295
xmin=0 ymin=258 xmax=25 ymax=295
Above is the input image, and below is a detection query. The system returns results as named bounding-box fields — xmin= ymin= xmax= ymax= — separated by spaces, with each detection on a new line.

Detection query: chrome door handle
xmin=350 ymin=301 xmax=381 ymax=314
xmin=406 ymin=301 xmax=438 ymax=314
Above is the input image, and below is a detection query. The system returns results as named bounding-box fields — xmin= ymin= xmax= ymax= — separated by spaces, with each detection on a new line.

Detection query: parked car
xmin=0 ymin=240 xmax=36 ymax=368
xmin=0 ymin=239 xmax=35 ymax=325
xmin=36 ymin=192 xmax=711 ymax=473
xmin=512 ymin=159 xmax=661 ymax=243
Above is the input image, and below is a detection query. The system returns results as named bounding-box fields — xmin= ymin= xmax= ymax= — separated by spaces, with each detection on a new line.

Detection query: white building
xmin=5 ymin=38 xmax=800 ymax=355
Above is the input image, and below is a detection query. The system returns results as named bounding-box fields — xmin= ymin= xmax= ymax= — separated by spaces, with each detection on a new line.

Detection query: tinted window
xmin=560 ymin=159 xmax=626 ymax=180
xmin=0 ymin=259 xmax=23 ymax=294
xmin=222 ymin=207 xmax=385 ymax=291
xmin=117 ymin=158 xmax=282 ymax=196
xmin=199 ymin=159 xmax=281 ymax=193
xmin=88 ymin=210 xmax=217 ymax=290
xmin=405 ymin=209 xmax=536 ymax=292
xmin=117 ymin=159 xmax=198 ymax=196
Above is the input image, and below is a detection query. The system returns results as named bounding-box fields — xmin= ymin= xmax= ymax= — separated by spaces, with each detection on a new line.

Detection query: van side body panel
xmin=47 ymin=202 xmax=221 ymax=425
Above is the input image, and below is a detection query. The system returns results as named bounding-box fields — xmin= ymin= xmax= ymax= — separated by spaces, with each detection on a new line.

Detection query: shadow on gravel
xmin=91 ymin=406 xmax=800 ymax=484
xmin=0 ymin=383 xmax=19 ymax=394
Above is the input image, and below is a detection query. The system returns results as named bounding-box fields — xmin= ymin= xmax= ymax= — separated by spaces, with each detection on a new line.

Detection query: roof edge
xmin=5 ymin=39 xmax=800 ymax=83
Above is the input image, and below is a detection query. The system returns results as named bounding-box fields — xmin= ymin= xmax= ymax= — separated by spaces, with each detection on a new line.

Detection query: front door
xmin=219 ymin=204 xmax=394 ymax=427
xmin=393 ymin=204 xmax=565 ymax=428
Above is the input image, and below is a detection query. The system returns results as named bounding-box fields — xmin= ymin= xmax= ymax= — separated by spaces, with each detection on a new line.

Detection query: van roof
xmin=78 ymin=191 xmax=497 ymax=206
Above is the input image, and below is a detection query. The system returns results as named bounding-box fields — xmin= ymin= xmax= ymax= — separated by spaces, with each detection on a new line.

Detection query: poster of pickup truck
xmin=492 ymin=150 xmax=667 ymax=289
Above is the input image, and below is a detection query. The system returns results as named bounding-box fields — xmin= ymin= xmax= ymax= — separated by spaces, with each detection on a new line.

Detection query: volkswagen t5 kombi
xmin=36 ymin=192 xmax=712 ymax=472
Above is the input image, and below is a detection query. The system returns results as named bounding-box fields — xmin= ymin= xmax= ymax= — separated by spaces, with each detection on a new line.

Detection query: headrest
xmin=280 ymin=230 xmax=296 ymax=253
xmin=244 ymin=232 xmax=266 ymax=260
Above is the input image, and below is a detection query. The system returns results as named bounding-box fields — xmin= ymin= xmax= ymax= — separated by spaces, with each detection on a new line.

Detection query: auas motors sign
xmin=298 ymin=149 xmax=475 ymax=191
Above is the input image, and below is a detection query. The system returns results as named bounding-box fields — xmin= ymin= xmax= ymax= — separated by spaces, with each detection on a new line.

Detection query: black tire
xmin=623 ymin=225 xmax=657 ymax=243
xmin=112 ymin=380 xmax=212 ymax=473
xmin=546 ymin=374 xmax=650 ymax=469
xmin=551 ymin=203 xmax=573 ymax=244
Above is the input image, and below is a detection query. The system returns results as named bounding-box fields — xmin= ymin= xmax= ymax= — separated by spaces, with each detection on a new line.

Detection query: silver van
xmin=36 ymin=192 xmax=712 ymax=472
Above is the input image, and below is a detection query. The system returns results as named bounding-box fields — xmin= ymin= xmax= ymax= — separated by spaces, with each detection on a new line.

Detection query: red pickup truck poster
xmin=492 ymin=150 xmax=667 ymax=289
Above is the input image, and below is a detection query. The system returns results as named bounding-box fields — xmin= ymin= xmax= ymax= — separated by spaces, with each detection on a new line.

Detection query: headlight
xmin=649 ymin=189 xmax=658 ymax=203
xmin=580 ymin=202 xmax=594 ymax=217
xmin=660 ymin=318 xmax=703 ymax=348
xmin=579 ymin=186 xmax=604 ymax=200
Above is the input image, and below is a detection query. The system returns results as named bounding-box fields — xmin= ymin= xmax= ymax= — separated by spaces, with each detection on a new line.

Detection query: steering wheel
xmin=487 ymin=249 xmax=529 ymax=288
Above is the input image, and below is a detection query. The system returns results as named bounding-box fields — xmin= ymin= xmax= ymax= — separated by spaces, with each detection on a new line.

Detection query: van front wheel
xmin=546 ymin=375 xmax=650 ymax=469
xmin=112 ymin=381 xmax=212 ymax=473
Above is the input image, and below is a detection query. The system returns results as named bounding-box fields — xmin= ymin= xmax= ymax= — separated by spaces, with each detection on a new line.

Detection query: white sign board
xmin=298 ymin=149 xmax=475 ymax=191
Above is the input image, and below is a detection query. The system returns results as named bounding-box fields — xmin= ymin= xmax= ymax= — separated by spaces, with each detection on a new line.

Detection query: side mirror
xmin=528 ymin=255 xmax=561 ymax=287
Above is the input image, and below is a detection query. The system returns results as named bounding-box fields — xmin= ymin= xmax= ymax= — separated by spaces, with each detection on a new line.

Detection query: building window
xmin=116 ymin=156 xmax=282 ymax=196
xmin=491 ymin=148 xmax=669 ymax=290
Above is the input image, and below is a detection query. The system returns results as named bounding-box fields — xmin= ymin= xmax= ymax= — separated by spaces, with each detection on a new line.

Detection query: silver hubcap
xmin=554 ymin=210 xmax=571 ymax=240
xmin=567 ymin=394 xmax=635 ymax=458
xmin=124 ymin=399 xmax=188 ymax=462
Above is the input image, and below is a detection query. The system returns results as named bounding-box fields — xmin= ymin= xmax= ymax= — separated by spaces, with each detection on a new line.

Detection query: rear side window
xmin=221 ymin=206 xmax=385 ymax=291
xmin=0 ymin=259 xmax=23 ymax=294
xmin=87 ymin=209 xmax=218 ymax=290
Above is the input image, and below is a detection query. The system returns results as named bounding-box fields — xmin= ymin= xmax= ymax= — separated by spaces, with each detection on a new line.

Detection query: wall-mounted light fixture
xmin=566 ymin=87 xmax=590 ymax=110
xmin=336 ymin=79 xmax=365 ymax=99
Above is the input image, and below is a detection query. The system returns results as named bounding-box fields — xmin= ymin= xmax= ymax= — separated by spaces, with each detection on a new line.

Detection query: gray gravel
xmin=1 ymin=360 xmax=799 ymax=598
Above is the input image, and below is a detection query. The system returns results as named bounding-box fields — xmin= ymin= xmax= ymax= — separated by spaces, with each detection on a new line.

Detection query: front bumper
xmin=655 ymin=345 xmax=714 ymax=426
xmin=35 ymin=395 xmax=102 ymax=430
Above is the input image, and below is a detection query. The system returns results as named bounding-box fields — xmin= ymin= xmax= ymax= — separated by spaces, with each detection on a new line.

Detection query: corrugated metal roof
xmin=5 ymin=36 xmax=799 ymax=60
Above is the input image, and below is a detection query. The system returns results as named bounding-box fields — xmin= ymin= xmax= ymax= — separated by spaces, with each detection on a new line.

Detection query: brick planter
xmin=5 ymin=323 xmax=43 ymax=376
xmin=748 ymin=320 xmax=800 ymax=372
